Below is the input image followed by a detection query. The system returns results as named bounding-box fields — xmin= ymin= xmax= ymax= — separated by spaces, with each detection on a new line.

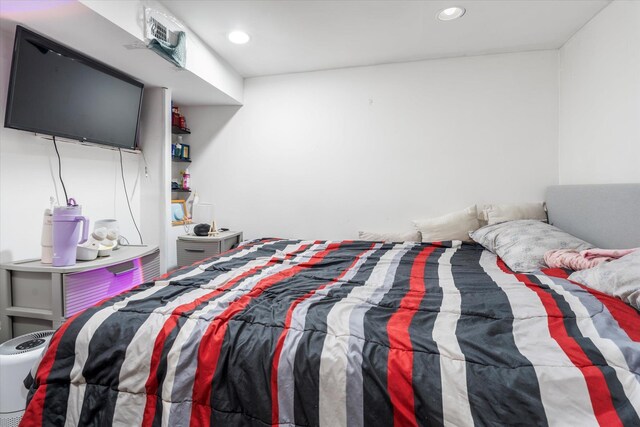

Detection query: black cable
xmin=119 ymin=148 xmax=144 ymax=245
xmin=52 ymin=136 xmax=69 ymax=205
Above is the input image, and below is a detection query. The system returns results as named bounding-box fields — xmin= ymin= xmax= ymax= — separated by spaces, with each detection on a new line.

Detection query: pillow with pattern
xmin=470 ymin=220 xmax=593 ymax=273
xmin=569 ymin=251 xmax=640 ymax=310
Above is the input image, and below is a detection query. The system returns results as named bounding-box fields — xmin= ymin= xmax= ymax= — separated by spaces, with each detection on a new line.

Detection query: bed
xmin=21 ymin=185 xmax=640 ymax=426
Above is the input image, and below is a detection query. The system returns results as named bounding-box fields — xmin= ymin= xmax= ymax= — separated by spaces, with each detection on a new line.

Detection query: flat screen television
xmin=4 ymin=26 xmax=144 ymax=150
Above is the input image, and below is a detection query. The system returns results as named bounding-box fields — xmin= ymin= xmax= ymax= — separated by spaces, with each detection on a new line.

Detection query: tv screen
xmin=4 ymin=26 xmax=143 ymax=149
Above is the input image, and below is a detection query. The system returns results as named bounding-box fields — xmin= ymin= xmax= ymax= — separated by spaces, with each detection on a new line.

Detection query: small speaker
xmin=193 ymin=223 xmax=211 ymax=236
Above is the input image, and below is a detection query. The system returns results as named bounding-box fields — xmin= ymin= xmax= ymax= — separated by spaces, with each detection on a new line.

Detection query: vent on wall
xmin=144 ymin=7 xmax=182 ymax=46
xmin=149 ymin=17 xmax=169 ymax=43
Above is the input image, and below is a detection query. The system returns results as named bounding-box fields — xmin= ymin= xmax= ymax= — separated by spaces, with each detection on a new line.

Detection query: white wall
xmin=0 ymin=25 xmax=144 ymax=263
xmin=187 ymin=51 xmax=559 ymax=241
xmin=558 ymin=0 xmax=640 ymax=184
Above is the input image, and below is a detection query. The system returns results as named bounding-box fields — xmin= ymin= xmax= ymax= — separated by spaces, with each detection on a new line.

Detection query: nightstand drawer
xmin=176 ymin=231 xmax=243 ymax=267
xmin=177 ymin=241 xmax=220 ymax=266
xmin=220 ymin=238 xmax=238 ymax=253
xmin=11 ymin=271 xmax=53 ymax=310
xmin=63 ymin=251 xmax=160 ymax=317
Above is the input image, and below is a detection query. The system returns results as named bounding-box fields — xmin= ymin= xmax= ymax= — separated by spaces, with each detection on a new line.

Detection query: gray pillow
xmin=569 ymin=251 xmax=640 ymax=310
xmin=470 ymin=220 xmax=593 ymax=273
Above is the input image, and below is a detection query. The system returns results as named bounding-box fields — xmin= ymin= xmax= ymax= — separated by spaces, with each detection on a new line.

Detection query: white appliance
xmin=0 ymin=331 xmax=54 ymax=427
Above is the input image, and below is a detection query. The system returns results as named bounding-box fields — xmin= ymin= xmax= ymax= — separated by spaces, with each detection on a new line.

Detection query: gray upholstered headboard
xmin=546 ymin=184 xmax=640 ymax=249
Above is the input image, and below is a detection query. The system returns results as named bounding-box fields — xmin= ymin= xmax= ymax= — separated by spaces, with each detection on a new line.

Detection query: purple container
xmin=52 ymin=205 xmax=89 ymax=267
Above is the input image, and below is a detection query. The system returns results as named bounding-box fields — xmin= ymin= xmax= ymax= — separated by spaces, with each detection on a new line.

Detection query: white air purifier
xmin=0 ymin=331 xmax=54 ymax=427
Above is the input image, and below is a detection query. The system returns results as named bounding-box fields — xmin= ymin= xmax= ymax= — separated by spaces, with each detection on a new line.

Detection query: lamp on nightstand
xmin=192 ymin=202 xmax=212 ymax=224
xmin=192 ymin=202 xmax=219 ymax=236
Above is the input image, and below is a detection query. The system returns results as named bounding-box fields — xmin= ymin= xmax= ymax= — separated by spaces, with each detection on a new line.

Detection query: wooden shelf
xmin=171 ymin=188 xmax=191 ymax=193
xmin=172 ymin=126 xmax=191 ymax=135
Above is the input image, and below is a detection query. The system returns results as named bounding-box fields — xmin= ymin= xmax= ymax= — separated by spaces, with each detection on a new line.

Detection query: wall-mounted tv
xmin=4 ymin=26 xmax=144 ymax=150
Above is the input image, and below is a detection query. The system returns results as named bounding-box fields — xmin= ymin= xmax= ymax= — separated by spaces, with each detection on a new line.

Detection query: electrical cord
xmin=119 ymin=148 xmax=144 ymax=245
xmin=140 ymin=147 xmax=149 ymax=177
xmin=52 ymin=136 xmax=69 ymax=205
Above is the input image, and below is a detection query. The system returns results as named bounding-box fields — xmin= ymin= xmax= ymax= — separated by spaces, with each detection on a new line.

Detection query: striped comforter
xmin=22 ymin=239 xmax=640 ymax=426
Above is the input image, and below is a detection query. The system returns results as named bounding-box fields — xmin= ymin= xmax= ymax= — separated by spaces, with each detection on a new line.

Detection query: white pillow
xmin=476 ymin=204 xmax=489 ymax=227
xmin=482 ymin=202 xmax=547 ymax=225
xmin=413 ymin=206 xmax=480 ymax=242
xmin=569 ymin=251 xmax=640 ymax=310
xmin=358 ymin=230 xmax=421 ymax=242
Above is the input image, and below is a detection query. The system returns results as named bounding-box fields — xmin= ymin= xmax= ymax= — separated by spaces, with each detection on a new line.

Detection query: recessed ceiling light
xmin=437 ymin=6 xmax=466 ymax=21
xmin=228 ymin=31 xmax=250 ymax=45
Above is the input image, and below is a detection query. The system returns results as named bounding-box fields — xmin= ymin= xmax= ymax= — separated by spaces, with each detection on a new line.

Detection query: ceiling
xmin=160 ymin=0 xmax=610 ymax=78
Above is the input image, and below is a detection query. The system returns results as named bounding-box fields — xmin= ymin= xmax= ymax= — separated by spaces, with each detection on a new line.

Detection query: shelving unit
xmin=171 ymin=155 xmax=191 ymax=163
xmin=171 ymin=125 xmax=191 ymax=135
xmin=171 ymin=104 xmax=193 ymax=226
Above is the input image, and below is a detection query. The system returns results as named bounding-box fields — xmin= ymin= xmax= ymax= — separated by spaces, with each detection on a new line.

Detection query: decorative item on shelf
xmin=174 ymin=135 xmax=183 ymax=156
xmin=170 ymin=103 xmax=190 ymax=133
xmin=181 ymin=168 xmax=190 ymax=190
xmin=181 ymin=144 xmax=190 ymax=160
xmin=172 ymin=103 xmax=180 ymax=127
xmin=171 ymin=140 xmax=191 ymax=162
xmin=171 ymin=199 xmax=192 ymax=225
